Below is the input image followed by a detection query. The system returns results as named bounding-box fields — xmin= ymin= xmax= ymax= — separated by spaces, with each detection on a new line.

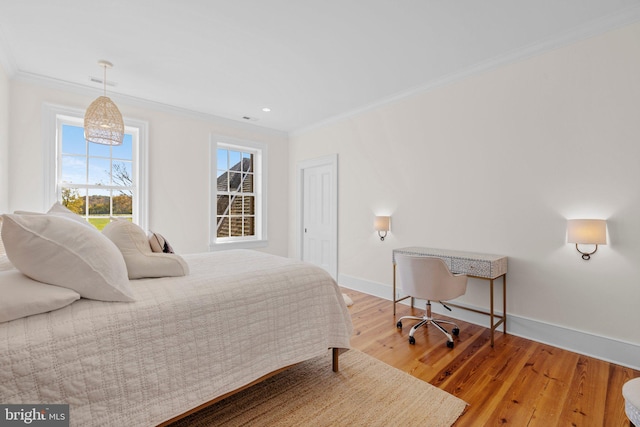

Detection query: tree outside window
xmin=58 ymin=121 xmax=135 ymax=230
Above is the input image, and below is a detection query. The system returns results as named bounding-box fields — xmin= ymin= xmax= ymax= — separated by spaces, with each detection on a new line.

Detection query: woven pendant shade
xmin=84 ymin=60 xmax=124 ymax=145
xmin=84 ymin=96 xmax=124 ymax=145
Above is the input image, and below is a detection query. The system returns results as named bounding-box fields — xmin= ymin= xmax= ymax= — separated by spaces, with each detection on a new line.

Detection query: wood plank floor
xmin=342 ymin=288 xmax=639 ymax=426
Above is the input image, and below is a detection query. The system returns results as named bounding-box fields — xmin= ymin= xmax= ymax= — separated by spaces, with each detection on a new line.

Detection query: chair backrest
xmin=396 ymin=254 xmax=467 ymax=301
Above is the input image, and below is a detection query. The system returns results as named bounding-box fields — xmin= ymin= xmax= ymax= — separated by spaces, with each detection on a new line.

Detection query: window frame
xmin=210 ymin=134 xmax=267 ymax=250
xmin=43 ymin=103 xmax=149 ymax=230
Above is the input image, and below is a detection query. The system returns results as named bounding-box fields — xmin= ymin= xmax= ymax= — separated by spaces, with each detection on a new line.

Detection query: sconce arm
xmin=576 ymin=243 xmax=598 ymax=261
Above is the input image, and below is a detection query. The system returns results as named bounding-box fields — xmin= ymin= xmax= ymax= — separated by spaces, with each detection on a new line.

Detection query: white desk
xmin=392 ymin=247 xmax=507 ymax=346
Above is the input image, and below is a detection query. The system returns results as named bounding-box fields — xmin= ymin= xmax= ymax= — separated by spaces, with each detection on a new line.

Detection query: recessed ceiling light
xmin=262 ymin=107 xmax=271 ymax=112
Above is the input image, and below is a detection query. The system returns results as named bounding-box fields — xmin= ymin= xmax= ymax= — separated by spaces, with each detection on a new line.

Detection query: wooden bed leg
xmin=332 ymin=348 xmax=339 ymax=372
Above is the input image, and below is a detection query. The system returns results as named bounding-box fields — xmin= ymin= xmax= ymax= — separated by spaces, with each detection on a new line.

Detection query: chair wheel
xmin=452 ymin=327 xmax=460 ymax=336
xmin=447 ymin=341 xmax=454 ymax=349
xmin=396 ymin=321 xmax=402 ymax=329
xmin=409 ymin=336 xmax=416 ymax=345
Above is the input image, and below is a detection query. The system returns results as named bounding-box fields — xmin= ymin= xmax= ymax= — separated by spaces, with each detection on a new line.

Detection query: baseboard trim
xmin=338 ymin=273 xmax=640 ymax=371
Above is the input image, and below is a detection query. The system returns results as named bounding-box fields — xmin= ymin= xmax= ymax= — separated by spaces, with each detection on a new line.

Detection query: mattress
xmin=0 ymin=250 xmax=353 ymax=426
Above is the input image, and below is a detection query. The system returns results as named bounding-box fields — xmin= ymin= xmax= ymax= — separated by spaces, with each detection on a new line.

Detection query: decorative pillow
xmin=149 ymin=232 xmax=175 ymax=253
xmin=0 ymin=255 xmax=13 ymax=272
xmin=47 ymin=202 xmax=96 ymax=228
xmin=0 ymin=216 xmax=5 ymax=256
xmin=102 ymin=220 xmax=189 ymax=279
xmin=1 ymin=214 xmax=134 ymax=302
xmin=0 ymin=270 xmax=81 ymax=322
xmin=14 ymin=202 xmax=96 ymax=230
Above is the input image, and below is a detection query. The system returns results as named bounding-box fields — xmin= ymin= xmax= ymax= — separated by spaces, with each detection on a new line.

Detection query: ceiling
xmin=0 ymin=1 xmax=639 ymax=133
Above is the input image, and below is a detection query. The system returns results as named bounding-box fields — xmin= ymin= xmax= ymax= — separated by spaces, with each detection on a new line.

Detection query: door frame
xmin=296 ymin=153 xmax=338 ymax=280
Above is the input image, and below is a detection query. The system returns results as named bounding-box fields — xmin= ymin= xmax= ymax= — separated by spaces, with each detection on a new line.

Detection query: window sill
xmin=209 ymin=240 xmax=268 ymax=251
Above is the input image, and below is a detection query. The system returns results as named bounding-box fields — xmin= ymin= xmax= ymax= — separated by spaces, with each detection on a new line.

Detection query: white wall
xmin=0 ymin=63 xmax=9 ymax=213
xmin=7 ymin=79 xmax=289 ymax=256
xmin=289 ymin=22 xmax=640 ymax=361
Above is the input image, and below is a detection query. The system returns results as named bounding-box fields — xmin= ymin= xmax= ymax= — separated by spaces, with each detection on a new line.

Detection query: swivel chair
xmin=624 ymin=377 xmax=640 ymax=426
xmin=395 ymin=254 xmax=467 ymax=348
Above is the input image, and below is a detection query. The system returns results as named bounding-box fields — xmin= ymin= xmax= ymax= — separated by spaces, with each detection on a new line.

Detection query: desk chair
xmin=624 ymin=378 xmax=640 ymax=426
xmin=395 ymin=254 xmax=468 ymax=348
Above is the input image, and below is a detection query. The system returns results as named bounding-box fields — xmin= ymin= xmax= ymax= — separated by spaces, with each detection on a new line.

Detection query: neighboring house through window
xmin=43 ymin=104 xmax=148 ymax=230
xmin=211 ymin=135 xmax=266 ymax=249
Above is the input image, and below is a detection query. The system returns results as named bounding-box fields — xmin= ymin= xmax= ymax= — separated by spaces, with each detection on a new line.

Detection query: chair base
xmin=396 ymin=301 xmax=459 ymax=348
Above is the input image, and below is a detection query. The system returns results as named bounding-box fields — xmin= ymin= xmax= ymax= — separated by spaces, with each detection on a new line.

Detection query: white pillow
xmin=102 ymin=220 xmax=189 ymax=279
xmin=0 ymin=270 xmax=81 ymax=322
xmin=14 ymin=202 xmax=96 ymax=230
xmin=0 ymin=215 xmax=5 ymax=256
xmin=47 ymin=202 xmax=97 ymax=229
xmin=1 ymin=214 xmax=134 ymax=302
xmin=0 ymin=255 xmax=14 ymax=271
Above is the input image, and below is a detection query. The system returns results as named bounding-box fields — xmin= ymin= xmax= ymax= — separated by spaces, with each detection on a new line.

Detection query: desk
xmin=392 ymin=247 xmax=507 ymax=346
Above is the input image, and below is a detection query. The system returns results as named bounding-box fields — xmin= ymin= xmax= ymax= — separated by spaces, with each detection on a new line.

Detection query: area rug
xmin=167 ymin=349 xmax=467 ymax=427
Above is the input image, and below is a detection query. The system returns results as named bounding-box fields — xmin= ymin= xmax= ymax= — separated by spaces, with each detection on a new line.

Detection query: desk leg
xmin=393 ymin=264 xmax=396 ymax=316
xmin=490 ymin=278 xmax=495 ymax=347
xmin=503 ymin=274 xmax=507 ymax=334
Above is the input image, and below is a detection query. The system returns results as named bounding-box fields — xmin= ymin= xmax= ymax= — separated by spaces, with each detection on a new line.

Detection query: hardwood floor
xmin=343 ymin=288 xmax=639 ymax=426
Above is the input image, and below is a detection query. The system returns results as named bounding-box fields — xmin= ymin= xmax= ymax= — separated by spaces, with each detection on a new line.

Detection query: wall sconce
xmin=567 ymin=219 xmax=607 ymax=260
xmin=374 ymin=216 xmax=391 ymax=241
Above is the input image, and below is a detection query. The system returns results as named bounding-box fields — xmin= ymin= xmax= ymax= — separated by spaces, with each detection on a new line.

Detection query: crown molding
xmin=291 ymin=6 xmax=640 ymax=137
xmin=11 ymin=70 xmax=288 ymax=139
xmin=0 ymin=26 xmax=17 ymax=77
xmin=4 ymin=5 xmax=640 ymax=139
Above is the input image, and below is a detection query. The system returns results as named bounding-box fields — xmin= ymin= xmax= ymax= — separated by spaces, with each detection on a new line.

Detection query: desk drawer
xmin=451 ymin=258 xmax=491 ymax=277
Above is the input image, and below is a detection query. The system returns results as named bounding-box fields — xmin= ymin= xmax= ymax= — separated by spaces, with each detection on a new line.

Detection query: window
xmin=44 ymin=105 xmax=148 ymax=230
xmin=211 ymin=136 xmax=266 ymax=249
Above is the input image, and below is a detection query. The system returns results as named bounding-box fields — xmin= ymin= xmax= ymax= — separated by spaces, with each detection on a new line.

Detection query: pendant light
xmin=84 ymin=60 xmax=124 ymax=145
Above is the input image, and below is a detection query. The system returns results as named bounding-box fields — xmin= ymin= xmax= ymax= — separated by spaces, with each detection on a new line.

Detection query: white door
xmin=298 ymin=155 xmax=337 ymax=280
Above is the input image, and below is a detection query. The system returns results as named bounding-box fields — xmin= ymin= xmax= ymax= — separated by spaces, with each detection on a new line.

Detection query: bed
xmin=0 ymin=215 xmax=353 ymax=426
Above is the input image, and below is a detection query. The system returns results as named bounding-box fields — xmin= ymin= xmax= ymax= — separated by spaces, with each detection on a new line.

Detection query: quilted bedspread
xmin=0 ymin=250 xmax=353 ymax=426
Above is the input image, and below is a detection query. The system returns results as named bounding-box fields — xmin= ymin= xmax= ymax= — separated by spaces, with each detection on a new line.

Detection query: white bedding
xmin=0 ymin=250 xmax=353 ymax=426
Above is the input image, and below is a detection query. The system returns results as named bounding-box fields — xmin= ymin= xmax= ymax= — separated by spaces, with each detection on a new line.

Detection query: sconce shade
xmin=374 ymin=216 xmax=390 ymax=232
xmin=567 ymin=219 xmax=607 ymax=245
xmin=374 ymin=215 xmax=391 ymax=241
xmin=84 ymin=96 xmax=124 ymax=145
